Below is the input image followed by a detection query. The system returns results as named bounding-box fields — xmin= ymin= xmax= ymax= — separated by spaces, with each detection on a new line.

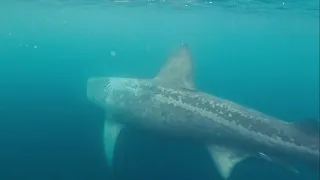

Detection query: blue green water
xmin=0 ymin=0 xmax=319 ymax=180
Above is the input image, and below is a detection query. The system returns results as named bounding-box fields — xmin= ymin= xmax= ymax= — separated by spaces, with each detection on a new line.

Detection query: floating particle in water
xmin=8 ymin=33 xmax=12 ymax=36
xmin=110 ymin=50 xmax=116 ymax=56
xmin=34 ymin=45 xmax=38 ymax=49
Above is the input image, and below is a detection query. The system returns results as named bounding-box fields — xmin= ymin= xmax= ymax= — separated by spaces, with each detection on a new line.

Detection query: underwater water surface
xmin=0 ymin=0 xmax=319 ymax=180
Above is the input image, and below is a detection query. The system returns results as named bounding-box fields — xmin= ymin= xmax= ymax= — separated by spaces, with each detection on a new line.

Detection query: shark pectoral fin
xmin=153 ymin=44 xmax=196 ymax=90
xmin=103 ymin=118 xmax=123 ymax=168
xmin=208 ymin=145 xmax=249 ymax=179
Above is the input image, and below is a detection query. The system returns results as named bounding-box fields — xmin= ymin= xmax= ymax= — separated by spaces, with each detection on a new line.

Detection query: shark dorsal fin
xmin=154 ymin=44 xmax=195 ymax=90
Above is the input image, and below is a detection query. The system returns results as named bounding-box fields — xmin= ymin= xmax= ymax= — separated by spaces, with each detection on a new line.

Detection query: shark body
xmin=87 ymin=44 xmax=319 ymax=179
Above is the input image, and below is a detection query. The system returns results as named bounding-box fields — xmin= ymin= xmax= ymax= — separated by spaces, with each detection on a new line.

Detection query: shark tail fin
xmin=207 ymin=145 xmax=250 ymax=179
xmin=103 ymin=115 xmax=123 ymax=168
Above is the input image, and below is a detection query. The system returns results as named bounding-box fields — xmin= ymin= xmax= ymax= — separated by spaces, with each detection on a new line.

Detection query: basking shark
xmin=87 ymin=44 xmax=319 ymax=179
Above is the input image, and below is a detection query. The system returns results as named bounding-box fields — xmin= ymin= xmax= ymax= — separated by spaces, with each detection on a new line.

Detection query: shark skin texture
xmin=87 ymin=44 xmax=319 ymax=179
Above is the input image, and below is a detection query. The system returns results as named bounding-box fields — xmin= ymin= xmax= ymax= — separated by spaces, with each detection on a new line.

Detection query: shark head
xmin=87 ymin=77 xmax=146 ymax=111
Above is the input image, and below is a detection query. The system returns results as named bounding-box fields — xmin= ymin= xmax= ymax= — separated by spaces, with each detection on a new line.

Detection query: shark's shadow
xmin=111 ymin=126 xmax=315 ymax=180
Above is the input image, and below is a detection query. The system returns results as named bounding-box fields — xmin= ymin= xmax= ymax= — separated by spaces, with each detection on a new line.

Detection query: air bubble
xmin=110 ymin=50 xmax=116 ymax=56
